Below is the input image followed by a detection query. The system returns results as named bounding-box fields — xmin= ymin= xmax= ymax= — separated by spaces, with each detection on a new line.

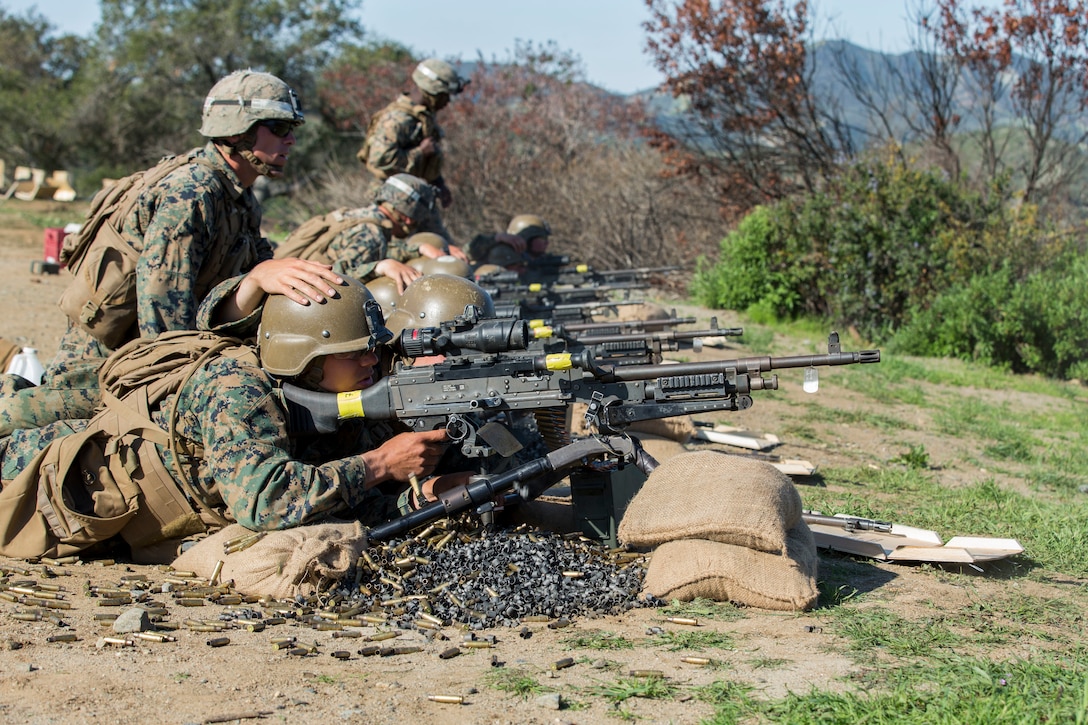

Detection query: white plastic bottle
xmin=7 ymin=347 xmax=45 ymax=385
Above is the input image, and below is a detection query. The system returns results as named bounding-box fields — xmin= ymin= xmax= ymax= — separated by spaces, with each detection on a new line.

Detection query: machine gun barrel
xmin=557 ymin=316 xmax=697 ymax=334
xmin=592 ymin=347 xmax=881 ymax=384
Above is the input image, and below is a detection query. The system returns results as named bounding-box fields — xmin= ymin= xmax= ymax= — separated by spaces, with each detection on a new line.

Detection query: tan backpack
xmin=273 ymin=209 xmax=382 ymax=265
xmin=57 ymin=151 xmax=222 ymax=349
xmin=0 ymin=331 xmax=257 ymax=560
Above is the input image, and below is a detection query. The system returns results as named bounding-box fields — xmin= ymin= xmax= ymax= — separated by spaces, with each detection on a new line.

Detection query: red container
xmin=43 ymin=227 xmax=67 ymax=265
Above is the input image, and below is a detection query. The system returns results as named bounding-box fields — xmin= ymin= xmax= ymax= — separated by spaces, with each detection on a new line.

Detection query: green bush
xmin=691 ymin=158 xmax=1051 ymax=339
xmin=893 ymin=254 xmax=1088 ymax=380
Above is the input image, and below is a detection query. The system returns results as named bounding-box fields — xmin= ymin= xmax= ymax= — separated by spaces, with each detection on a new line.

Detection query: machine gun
xmin=367 ymin=434 xmax=656 ymax=541
xmin=493 ymin=297 xmax=649 ymax=324
xmin=390 ymin=309 xmax=739 ymax=368
xmin=478 ymin=264 xmax=682 ymax=289
xmin=283 ymin=332 xmax=880 ymax=460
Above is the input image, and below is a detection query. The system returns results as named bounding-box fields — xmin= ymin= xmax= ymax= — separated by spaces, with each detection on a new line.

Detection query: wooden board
xmin=806 ymin=515 xmax=1023 ymax=564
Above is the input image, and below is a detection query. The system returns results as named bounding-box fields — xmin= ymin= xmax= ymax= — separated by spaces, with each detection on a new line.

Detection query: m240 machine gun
xmin=284 ymin=332 xmax=879 ymax=461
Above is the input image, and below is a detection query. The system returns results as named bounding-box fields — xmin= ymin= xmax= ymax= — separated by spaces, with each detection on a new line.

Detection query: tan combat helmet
xmin=258 ymin=277 xmax=391 ymax=377
xmin=412 ymin=58 xmax=469 ymax=96
xmin=405 ymin=231 xmax=450 ymax=255
xmin=506 ymin=214 xmax=551 ymax=242
xmin=407 ymin=255 xmax=472 ymax=278
xmin=199 ymin=70 xmax=304 ymax=138
xmin=375 ymin=174 xmax=437 ymax=222
xmin=384 ymin=274 xmax=495 ymax=336
xmin=366 ymin=276 xmax=401 ymax=320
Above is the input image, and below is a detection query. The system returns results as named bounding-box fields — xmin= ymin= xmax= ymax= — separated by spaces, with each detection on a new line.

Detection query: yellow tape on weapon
xmin=544 ymin=353 xmax=573 ymax=370
xmin=337 ymin=391 xmax=365 ymax=418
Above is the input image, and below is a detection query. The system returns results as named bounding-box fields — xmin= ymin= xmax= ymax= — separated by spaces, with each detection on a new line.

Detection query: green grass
xmin=483 ymin=668 xmax=552 ymax=698
xmin=661 ymin=597 xmax=747 ymax=623
xmin=561 ymin=630 xmax=635 ymax=651
xmin=582 ymin=674 xmax=677 ymax=704
xmin=646 ymin=630 xmax=736 ymax=652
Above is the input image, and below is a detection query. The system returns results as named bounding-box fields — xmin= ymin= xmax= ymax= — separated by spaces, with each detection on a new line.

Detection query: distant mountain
xmin=630 ymin=40 xmax=1085 ymax=148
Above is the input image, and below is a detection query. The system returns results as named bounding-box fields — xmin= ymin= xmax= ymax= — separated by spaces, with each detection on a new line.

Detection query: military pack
xmin=273 ymin=209 xmax=382 ymax=265
xmin=56 ymin=150 xmax=222 ymax=349
xmin=0 ymin=332 xmax=257 ymax=559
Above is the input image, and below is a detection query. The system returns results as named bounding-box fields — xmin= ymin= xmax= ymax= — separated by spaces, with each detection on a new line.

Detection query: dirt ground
xmin=0 ymin=200 xmax=1078 ymax=724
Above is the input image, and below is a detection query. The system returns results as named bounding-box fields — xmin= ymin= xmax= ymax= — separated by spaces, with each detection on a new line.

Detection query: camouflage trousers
xmin=0 ymin=323 xmax=113 ymax=438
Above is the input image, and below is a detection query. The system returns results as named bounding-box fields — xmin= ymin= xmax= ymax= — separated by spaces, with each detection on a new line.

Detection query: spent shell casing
xmin=681 ymin=657 xmax=712 ymax=666
xmin=336 ymin=618 xmax=364 ymax=628
xmin=47 ymin=633 xmax=78 ymax=642
xmin=367 ymin=631 xmax=400 ymax=642
xmin=0 ymin=591 xmax=19 ymax=603
xmin=521 ymin=615 xmax=551 ymax=623
xmin=41 ymin=555 xmax=80 ymax=565
xmin=380 ymin=646 xmax=422 ymax=656
xmin=175 ymin=598 xmax=205 ymax=607
xmin=552 ymin=657 xmax=575 ymax=670
xmin=438 ymin=647 xmax=461 ymax=659
xmin=360 ymin=614 xmax=387 ymax=625
xmin=30 ymin=598 xmax=72 ymax=610
xmin=206 ymin=637 xmax=230 ymax=647
xmin=93 ymin=613 xmax=118 ymax=621
xmin=332 ymin=630 xmax=362 ymax=639
xmin=12 ymin=612 xmax=42 ymax=622
xmin=243 ymin=622 xmax=266 ymax=632
xmin=188 ymin=624 xmax=222 ymax=633
xmin=209 ymin=560 xmax=224 ymax=587
xmin=271 ymin=641 xmax=294 ymax=651
xmin=357 ymin=646 xmax=381 ymax=657
xmin=561 ymin=571 xmax=585 ymax=579
xmin=135 ymin=632 xmax=176 ymax=643
xmin=547 ymin=618 xmax=572 ymax=629
xmin=630 ymin=670 xmax=665 ymax=678
xmin=331 ymin=650 xmax=352 ymax=660
xmin=286 ymin=647 xmax=310 ymax=656
xmin=427 ymin=695 xmax=464 ymax=704
xmin=461 ymin=641 xmax=492 ymax=649
xmin=101 ymin=637 xmax=134 ymax=647
xmin=414 ymin=619 xmax=440 ymax=631
xmin=313 ymin=621 xmax=342 ymax=631
xmin=119 ymin=574 xmax=147 ymax=582
xmin=665 ymin=617 xmax=699 ymax=626
xmin=263 ymin=617 xmax=287 ymax=626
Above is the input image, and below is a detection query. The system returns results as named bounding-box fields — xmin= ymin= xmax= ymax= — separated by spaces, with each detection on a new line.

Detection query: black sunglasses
xmin=259 ymin=120 xmax=296 ymax=138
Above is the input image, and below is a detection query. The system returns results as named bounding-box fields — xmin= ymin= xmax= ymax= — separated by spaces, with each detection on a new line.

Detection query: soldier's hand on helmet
xmin=494 ymin=233 xmax=526 ymax=254
xmin=220 ymin=259 xmax=343 ymax=324
xmin=368 ymin=429 xmax=449 ymax=484
xmin=374 ymin=259 xmax=422 ymax=294
xmin=445 ymin=244 xmax=469 ymax=262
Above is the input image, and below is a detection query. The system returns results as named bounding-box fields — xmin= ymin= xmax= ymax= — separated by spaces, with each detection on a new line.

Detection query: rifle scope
xmin=397 ymin=318 xmax=532 ymax=357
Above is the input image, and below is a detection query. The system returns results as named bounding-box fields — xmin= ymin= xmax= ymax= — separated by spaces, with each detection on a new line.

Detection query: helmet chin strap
xmin=218 ymin=133 xmax=279 ymax=178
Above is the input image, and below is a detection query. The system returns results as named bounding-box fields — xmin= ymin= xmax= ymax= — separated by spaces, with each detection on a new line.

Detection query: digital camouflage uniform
xmin=0 ymin=354 xmax=405 ymax=531
xmin=0 ymin=143 xmax=271 ymax=436
xmin=322 ymin=203 xmax=416 ymax=281
xmin=361 ymin=96 xmax=452 ymax=242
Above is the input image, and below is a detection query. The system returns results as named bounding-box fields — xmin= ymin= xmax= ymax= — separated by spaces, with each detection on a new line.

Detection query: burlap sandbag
xmin=172 ymin=521 xmax=367 ymax=599
xmin=0 ymin=338 xmax=19 ymax=373
xmin=643 ymin=524 xmax=818 ymax=611
xmin=591 ymin=302 xmax=672 ymax=323
xmin=631 ymin=433 xmax=687 ymax=463
xmin=569 ymin=401 xmax=694 ymax=444
xmin=618 ymin=450 xmax=800 ymax=553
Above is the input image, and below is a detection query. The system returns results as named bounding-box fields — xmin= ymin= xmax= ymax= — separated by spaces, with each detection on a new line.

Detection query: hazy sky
xmin=3 ymin=0 xmax=1005 ymax=94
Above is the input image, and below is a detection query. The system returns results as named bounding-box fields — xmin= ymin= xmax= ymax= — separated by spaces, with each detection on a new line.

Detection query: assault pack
xmin=56 ymin=151 xmax=223 ymax=348
xmin=273 ymin=209 xmax=382 ymax=264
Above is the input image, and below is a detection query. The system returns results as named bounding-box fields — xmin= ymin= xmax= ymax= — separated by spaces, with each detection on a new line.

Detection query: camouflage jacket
xmin=50 ymin=143 xmax=271 ymax=368
xmin=323 ymin=204 xmax=415 ymax=281
xmin=149 ymin=354 xmax=403 ymax=530
xmin=360 ymin=95 xmax=444 ymax=183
